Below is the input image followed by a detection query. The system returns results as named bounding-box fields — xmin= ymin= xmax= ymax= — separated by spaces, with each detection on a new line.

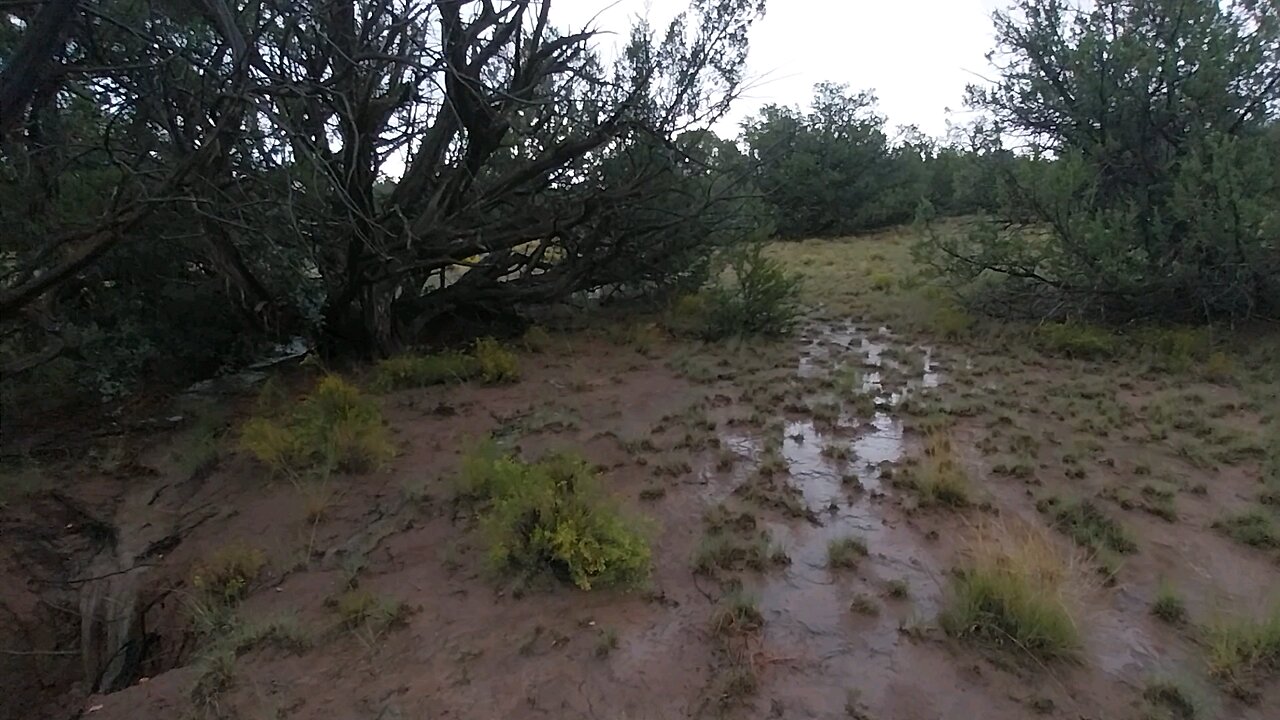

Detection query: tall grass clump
xmin=371 ymin=337 xmax=519 ymax=391
xmin=1207 ymin=602 xmax=1280 ymax=699
xmin=911 ymin=432 xmax=972 ymax=507
xmin=456 ymin=443 xmax=651 ymax=590
xmin=940 ymin=521 xmax=1081 ymax=660
xmin=240 ymin=375 xmax=394 ymax=475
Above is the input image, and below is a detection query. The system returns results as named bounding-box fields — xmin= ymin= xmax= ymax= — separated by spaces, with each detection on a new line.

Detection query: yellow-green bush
xmin=473 ymin=337 xmax=520 ymax=383
xmin=1134 ymin=326 xmax=1211 ymax=370
xmin=1035 ymin=322 xmax=1117 ymax=359
xmin=521 ymin=325 xmax=554 ymax=353
xmin=371 ymin=338 xmax=518 ymax=390
xmin=869 ymin=272 xmax=896 ymax=291
xmin=191 ymin=543 xmax=267 ymax=606
xmin=930 ymin=305 xmax=974 ymax=340
xmin=371 ymin=353 xmax=478 ymax=391
xmin=457 ymin=444 xmax=651 ymax=590
xmin=240 ymin=375 xmax=394 ymax=475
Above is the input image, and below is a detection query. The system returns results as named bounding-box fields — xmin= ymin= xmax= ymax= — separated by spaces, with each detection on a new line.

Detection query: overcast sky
xmin=556 ymin=0 xmax=1006 ymax=139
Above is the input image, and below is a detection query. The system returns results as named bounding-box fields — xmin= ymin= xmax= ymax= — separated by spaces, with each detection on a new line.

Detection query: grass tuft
xmin=1206 ymin=602 xmax=1280 ymax=699
xmin=940 ymin=521 xmax=1081 ymax=660
xmin=827 ymin=535 xmax=869 ymax=569
xmin=1151 ymin=579 xmax=1187 ymax=625
xmin=909 ymin=432 xmax=971 ymax=507
xmin=1213 ymin=508 xmax=1279 ymax=548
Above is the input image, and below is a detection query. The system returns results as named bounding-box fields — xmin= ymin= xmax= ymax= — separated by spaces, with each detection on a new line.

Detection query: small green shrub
xmin=457 ymin=444 xmax=651 ymax=590
xmin=827 ymin=535 xmax=868 ymax=569
xmin=1151 ymin=580 xmax=1187 ymax=624
xmin=1213 ymin=508 xmax=1279 ymax=548
xmin=1134 ymin=326 xmax=1211 ymax=371
xmin=1207 ymin=602 xmax=1280 ymax=698
xmin=1035 ymin=322 xmax=1117 ymax=359
xmin=1037 ymin=496 xmax=1137 ymax=555
xmin=240 ymin=375 xmax=395 ymax=475
xmin=334 ymin=589 xmax=410 ymax=631
xmin=869 ymin=272 xmax=896 ymax=291
xmin=371 ymin=353 xmax=478 ymax=390
xmin=1142 ymin=678 xmax=1199 ymax=720
xmin=371 ymin=338 xmax=518 ymax=390
xmin=191 ymin=543 xmax=267 ymax=607
xmin=703 ymin=243 xmax=800 ymax=339
xmin=473 ymin=337 xmax=520 ymax=383
xmin=940 ymin=522 xmax=1080 ymax=660
xmin=710 ymin=590 xmax=763 ymax=635
xmin=521 ymin=325 xmax=554 ymax=353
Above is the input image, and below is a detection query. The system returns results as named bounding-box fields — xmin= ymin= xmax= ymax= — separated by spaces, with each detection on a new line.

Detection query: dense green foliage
xmin=919 ymin=0 xmax=1280 ymax=321
xmin=0 ymin=0 xmax=768 ymax=415
xmin=457 ymin=445 xmax=652 ymax=590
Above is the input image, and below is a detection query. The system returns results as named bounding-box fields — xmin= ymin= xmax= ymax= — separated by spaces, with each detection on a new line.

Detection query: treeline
xmin=1 ymin=0 xmax=1277 ymax=420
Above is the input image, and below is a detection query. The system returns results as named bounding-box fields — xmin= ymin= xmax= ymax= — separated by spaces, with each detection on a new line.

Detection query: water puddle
xmin=715 ymin=320 xmax=962 ymax=714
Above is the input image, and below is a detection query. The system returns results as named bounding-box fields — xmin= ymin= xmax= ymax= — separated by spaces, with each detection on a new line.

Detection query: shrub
xmin=940 ymin=521 xmax=1080 ymax=660
xmin=1037 ymin=496 xmax=1137 ymax=555
xmin=1142 ymin=678 xmax=1199 ymax=720
xmin=240 ymin=375 xmax=395 ymax=475
xmin=473 ymin=337 xmax=520 ymax=383
xmin=457 ymin=444 xmax=651 ymax=590
xmin=191 ymin=543 xmax=267 ymax=607
xmin=827 ymin=535 xmax=869 ymax=569
xmin=334 ymin=589 xmax=410 ymax=631
xmin=521 ymin=325 xmax=554 ymax=353
xmin=1034 ymin=323 xmax=1117 ymax=359
xmin=371 ymin=338 xmax=518 ymax=391
xmin=1213 ymin=509 xmax=1279 ymax=548
xmin=703 ymin=243 xmax=800 ymax=339
xmin=371 ymin=353 xmax=478 ymax=390
xmin=869 ymin=272 xmax=896 ymax=291
xmin=1151 ymin=580 xmax=1187 ymax=625
xmin=930 ymin=304 xmax=974 ymax=340
xmin=1207 ymin=602 xmax=1280 ymax=698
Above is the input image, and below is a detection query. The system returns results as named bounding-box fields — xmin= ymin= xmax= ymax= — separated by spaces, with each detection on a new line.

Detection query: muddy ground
xmin=3 ymin=225 xmax=1278 ymax=720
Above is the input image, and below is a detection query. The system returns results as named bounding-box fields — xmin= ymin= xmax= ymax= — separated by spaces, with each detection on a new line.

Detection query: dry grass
xmin=1207 ymin=601 xmax=1280 ymax=699
xmin=940 ymin=520 xmax=1083 ymax=661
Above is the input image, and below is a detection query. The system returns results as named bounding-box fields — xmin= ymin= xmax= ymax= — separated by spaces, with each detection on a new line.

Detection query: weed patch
xmin=827 ymin=535 xmax=869 ymax=569
xmin=457 ymin=444 xmax=651 ymax=590
xmin=241 ymin=375 xmax=394 ymax=475
xmin=1037 ymin=496 xmax=1137 ymax=558
xmin=1214 ymin=508 xmax=1279 ymax=548
xmin=1207 ymin=602 xmax=1280 ymax=699
xmin=1151 ymin=580 xmax=1187 ymax=625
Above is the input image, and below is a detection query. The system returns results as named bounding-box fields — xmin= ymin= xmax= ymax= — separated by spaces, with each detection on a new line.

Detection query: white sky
xmin=556 ymin=0 xmax=1006 ymax=139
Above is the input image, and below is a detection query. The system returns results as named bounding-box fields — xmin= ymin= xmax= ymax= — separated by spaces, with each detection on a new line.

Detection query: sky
xmin=555 ymin=0 xmax=1007 ymax=140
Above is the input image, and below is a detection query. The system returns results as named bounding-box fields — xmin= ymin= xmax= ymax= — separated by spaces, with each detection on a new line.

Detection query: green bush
xmin=371 ymin=338 xmax=518 ymax=391
xmin=1208 ymin=602 xmax=1280 ymax=698
xmin=457 ymin=444 xmax=651 ymax=590
xmin=1034 ymin=323 xmax=1117 ymax=359
xmin=240 ymin=375 xmax=394 ymax=475
xmin=371 ymin=353 xmax=478 ymax=390
xmin=703 ymin=244 xmax=800 ymax=339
